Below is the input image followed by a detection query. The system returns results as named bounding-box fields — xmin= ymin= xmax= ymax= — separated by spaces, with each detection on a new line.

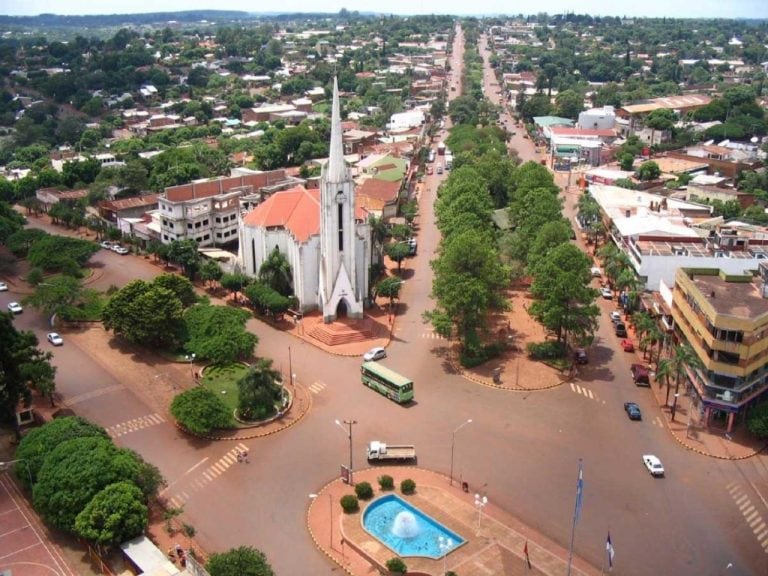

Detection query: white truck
xmin=366 ymin=441 xmax=417 ymax=463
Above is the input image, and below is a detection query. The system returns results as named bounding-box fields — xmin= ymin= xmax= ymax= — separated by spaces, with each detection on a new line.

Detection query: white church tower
xmin=319 ymin=78 xmax=364 ymax=322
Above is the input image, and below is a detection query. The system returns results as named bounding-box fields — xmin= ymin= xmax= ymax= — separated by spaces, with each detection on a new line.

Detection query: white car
xmin=590 ymin=267 xmax=602 ymax=278
xmin=113 ymin=246 xmax=129 ymax=255
xmin=7 ymin=302 xmax=22 ymax=314
xmin=601 ymin=287 xmax=613 ymax=299
xmin=363 ymin=347 xmax=387 ymax=362
xmin=610 ymin=311 xmax=622 ymax=324
xmin=643 ymin=454 xmax=665 ymax=477
xmin=0 ymin=281 xmax=7 ymax=291
xmin=100 ymin=240 xmax=113 ymax=249
xmin=47 ymin=332 xmax=64 ymax=346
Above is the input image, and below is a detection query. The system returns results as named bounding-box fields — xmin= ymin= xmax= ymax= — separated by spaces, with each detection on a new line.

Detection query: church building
xmin=238 ymin=78 xmax=371 ymax=322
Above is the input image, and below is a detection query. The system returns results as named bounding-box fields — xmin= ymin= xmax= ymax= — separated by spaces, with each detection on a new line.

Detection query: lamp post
xmin=288 ymin=346 xmax=294 ymax=388
xmin=309 ymin=493 xmax=334 ymax=551
xmin=0 ymin=459 xmax=32 ymax=485
xmin=474 ymin=493 xmax=488 ymax=534
xmin=335 ymin=419 xmax=357 ymax=485
xmin=449 ymin=418 xmax=473 ymax=486
xmin=672 ymin=392 xmax=680 ymax=422
xmin=438 ymin=535 xmax=453 ymax=575
xmin=185 ymin=353 xmax=196 ymax=380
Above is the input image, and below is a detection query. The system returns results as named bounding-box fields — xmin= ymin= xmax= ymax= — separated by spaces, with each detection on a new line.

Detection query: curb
xmin=664 ymin=418 xmax=766 ymax=461
xmin=306 ymin=479 xmax=355 ymax=576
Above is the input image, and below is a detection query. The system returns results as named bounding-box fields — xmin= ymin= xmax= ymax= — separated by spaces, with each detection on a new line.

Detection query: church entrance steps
xmin=308 ymin=318 xmax=375 ymax=346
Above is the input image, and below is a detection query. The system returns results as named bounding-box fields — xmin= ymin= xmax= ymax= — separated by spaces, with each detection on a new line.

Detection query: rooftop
xmin=688 ymin=271 xmax=768 ymax=320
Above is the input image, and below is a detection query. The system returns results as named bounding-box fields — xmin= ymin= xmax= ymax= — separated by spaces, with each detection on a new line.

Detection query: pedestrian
xmin=236 ymin=451 xmax=243 ymax=463
xmin=242 ymin=449 xmax=249 ymax=463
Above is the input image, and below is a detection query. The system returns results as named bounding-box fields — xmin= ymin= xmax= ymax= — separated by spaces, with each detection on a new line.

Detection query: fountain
xmin=362 ymin=494 xmax=465 ymax=559
xmin=391 ymin=511 xmax=420 ymax=538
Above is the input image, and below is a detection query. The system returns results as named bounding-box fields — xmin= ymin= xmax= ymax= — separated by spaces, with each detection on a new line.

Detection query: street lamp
xmin=309 ymin=493 xmax=334 ymax=551
xmin=438 ymin=535 xmax=453 ymax=575
xmin=449 ymin=418 xmax=473 ymax=486
xmin=185 ymin=353 xmax=196 ymax=380
xmin=474 ymin=493 xmax=488 ymax=534
xmin=0 ymin=459 xmax=32 ymax=485
xmin=672 ymin=392 xmax=680 ymax=422
xmin=335 ymin=419 xmax=357 ymax=485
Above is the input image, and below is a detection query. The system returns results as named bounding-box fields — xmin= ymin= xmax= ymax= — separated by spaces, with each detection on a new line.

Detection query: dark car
xmin=631 ymin=363 xmax=651 ymax=386
xmin=624 ymin=402 xmax=642 ymax=420
xmin=574 ymin=349 xmax=588 ymax=365
xmin=615 ymin=322 xmax=627 ymax=337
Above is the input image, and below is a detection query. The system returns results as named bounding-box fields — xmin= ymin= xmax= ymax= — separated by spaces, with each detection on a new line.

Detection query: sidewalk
xmin=307 ymin=467 xmax=600 ymax=576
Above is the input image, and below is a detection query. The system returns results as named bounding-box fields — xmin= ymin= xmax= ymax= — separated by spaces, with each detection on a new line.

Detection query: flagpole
xmin=566 ymin=458 xmax=584 ymax=576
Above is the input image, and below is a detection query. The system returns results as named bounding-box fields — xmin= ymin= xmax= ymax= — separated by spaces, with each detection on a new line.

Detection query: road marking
xmin=107 ymin=413 xmax=166 ymax=438
xmin=653 ymin=417 xmax=664 ymax=428
xmin=165 ymin=444 xmax=248 ymax=507
xmin=729 ymin=484 xmax=768 ymax=553
xmin=66 ymin=383 xmax=124 ymax=406
xmin=569 ymin=383 xmax=600 ymax=402
xmin=309 ymin=381 xmax=326 ymax=394
xmin=421 ymin=331 xmax=445 ymax=340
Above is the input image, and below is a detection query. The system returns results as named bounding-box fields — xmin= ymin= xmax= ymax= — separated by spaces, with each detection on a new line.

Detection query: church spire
xmin=326 ymin=76 xmax=348 ymax=182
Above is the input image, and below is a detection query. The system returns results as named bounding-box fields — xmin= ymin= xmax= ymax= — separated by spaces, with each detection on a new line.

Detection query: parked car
xmin=631 ymin=363 xmax=651 ymax=386
xmin=615 ymin=323 xmax=627 ymax=337
xmin=643 ymin=454 xmax=665 ymax=477
xmin=590 ymin=267 xmax=602 ymax=278
xmin=621 ymin=339 xmax=635 ymax=352
xmin=436 ymin=165 xmax=444 ymax=174
xmin=363 ymin=347 xmax=387 ymax=362
xmin=7 ymin=302 xmax=22 ymax=314
xmin=601 ymin=287 xmax=613 ymax=299
xmin=46 ymin=332 xmax=64 ymax=346
xmin=426 ymin=165 xmax=434 ymax=175
xmin=574 ymin=348 xmax=588 ymax=365
xmin=610 ymin=311 xmax=622 ymax=324
xmin=407 ymin=238 xmax=417 ymax=256
xmin=0 ymin=281 xmax=7 ymax=291
xmin=113 ymin=246 xmax=129 ymax=255
xmin=624 ymin=402 xmax=642 ymax=420
xmin=100 ymin=240 xmax=113 ymax=249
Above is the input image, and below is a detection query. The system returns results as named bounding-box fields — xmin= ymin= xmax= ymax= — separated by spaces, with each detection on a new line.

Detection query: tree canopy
xmin=74 ymin=481 xmax=148 ymax=547
xmin=206 ymin=546 xmax=275 ymax=576
xmin=171 ymin=386 xmax=234 ymax=434
xmin=183 ymin=303 xmax=257 ymax=364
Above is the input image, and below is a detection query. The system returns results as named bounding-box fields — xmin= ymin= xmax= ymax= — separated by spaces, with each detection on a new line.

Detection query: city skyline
xmin=2 ymin=0 xmax=768 ymax=19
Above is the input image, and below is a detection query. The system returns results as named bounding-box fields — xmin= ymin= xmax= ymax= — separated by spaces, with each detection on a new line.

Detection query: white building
xmin=577 ymin=106 xmax=616 ymax=130
xmin=239 ymin=79 xmax=371 ymax=320
xmin=387 ymin=110 xmax=425 ymax=131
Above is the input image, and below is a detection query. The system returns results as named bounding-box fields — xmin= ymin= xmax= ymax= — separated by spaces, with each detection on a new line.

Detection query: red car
xmin=621 ymin=339 xmax=635 ymax=352
xmin=426 ymin=165 xmax=434 ymax=175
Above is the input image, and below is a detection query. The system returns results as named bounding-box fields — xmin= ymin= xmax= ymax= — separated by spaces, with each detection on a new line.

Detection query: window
xmin=187 ymin=223 xmax=193 ymax=230
xmin=203 ymin=234 xmax=210 ymax=241
xmin=203 ymin=219 xmax=209 ymax=226
xmin=338 ymin=203 xmax=344 ymax=249
xmin=216 ymin=233 xmax=222 ymax=238
xmin=215 ymin=217 xmax=221 ymax=223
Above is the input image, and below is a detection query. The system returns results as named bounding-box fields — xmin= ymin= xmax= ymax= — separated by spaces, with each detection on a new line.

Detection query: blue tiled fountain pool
xmin=362 ymin=494 xmax=465 ymax=559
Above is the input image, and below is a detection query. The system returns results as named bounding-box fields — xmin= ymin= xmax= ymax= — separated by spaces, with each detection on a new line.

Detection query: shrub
xmin=400 ymin=479 xmax=416 ymax=495
xmin=355 ymin=481 xmax=374 ymax=500
xmin=385 ymin=557 xmax=408 ymax=574
xmin=340 ymin=494 xmax=359 ymax=513
xmin=526 ymin=341 xmax=565 ymax=360
xmin=170 ymin=387 xmax=235 ymax=434
xmin=378 ymin=475 xmax=395 ymax=491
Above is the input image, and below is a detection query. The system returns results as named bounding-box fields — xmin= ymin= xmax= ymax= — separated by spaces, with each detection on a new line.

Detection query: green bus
xmin=360 ymin=361 xmax=414 ymax=404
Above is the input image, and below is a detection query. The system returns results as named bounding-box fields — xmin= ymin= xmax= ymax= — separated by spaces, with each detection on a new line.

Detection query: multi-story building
xmin=671 ymin=265 xmax=768 ymax=432
xmin=158 ymin=170 xmax=302 ymax=247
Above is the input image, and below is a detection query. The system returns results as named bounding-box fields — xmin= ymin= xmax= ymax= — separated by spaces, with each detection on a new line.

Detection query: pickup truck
xmin=366 ymin=441 xmax=417 ymax=463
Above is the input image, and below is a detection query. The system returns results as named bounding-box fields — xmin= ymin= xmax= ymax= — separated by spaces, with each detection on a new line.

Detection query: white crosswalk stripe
xmin=653 ymin=416 xmax=664 ymax=428
xmin=729 ymin=483 xmax=768 ymax=553
xmin=166 ymin=444 xmax=248 ymax=507
xmin=569 ymin=382 xmax=599 ymax=402
xmin=107 ymin=413 xmax=166 ymax=438
xmin=421 ymin=331 xmax=446 ymax=340
xmin=308 ymin=381 xmax=327 ymax=395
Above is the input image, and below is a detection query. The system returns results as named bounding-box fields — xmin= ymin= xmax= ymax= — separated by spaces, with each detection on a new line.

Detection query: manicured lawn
xmin=201 ymin=363 xmax=250 ymax=413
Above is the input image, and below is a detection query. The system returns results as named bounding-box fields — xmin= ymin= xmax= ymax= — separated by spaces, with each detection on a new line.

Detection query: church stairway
xmin=308 ymin=318 xmax=374 ymax=346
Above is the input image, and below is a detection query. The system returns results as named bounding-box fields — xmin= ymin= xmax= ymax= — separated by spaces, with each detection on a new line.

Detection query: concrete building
xmin=671 ymin=266 xmax=768 ymax=431
xmin=577 ymin=106 xmax=616 ymax=130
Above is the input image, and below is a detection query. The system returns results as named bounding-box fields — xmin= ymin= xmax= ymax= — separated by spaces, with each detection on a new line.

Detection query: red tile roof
xmin=357 ymin=178 xmax=400 ymax=204
xmin=242 ymin=186 xmax=369 ymax=243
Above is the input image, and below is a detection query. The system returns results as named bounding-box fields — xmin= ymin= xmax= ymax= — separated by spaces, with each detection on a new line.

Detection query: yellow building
xmin=671 ymin=265 xmax=768 ymax=432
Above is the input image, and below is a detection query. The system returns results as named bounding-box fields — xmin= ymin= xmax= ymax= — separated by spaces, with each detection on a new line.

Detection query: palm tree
xmin=369 ymin=214 xmax=389 ymax=264
xmin=258 ymin=247 xmax=293 ymax=297
xmin=658 ymin=343 xmax=703 ymax=407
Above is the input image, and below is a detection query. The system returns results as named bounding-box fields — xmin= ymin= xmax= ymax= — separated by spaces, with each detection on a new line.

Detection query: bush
xmin=378 ymin=475 xmax=395 ymax=491
xmin=526 ymin=341 xmax=565 ymax=360
xmin=206 ymin=545 xmax=274 ymax=576
xmin=400 ymin=479 xmax=416 ymax=495
xmin=355 ymin=481 xmax=374 ymax=500
xmin=170 ymin=387 xmax=235 ymax=434
xmin=340 ymin=494 xmax=359 ymax=513
xmin=385 ymin=557 xmax=408 ymax=574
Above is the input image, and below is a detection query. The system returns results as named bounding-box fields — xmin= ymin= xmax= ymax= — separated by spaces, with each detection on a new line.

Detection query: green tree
xmin=4 ymin=228 xmax=48 ymax=257
xmin=258 ymin=247 xmax=293 ymax=297
xmin=23 ymin=275 xmax=85 ymax=320
xmin=237 ymin=359 xmax=283 ymax=421
xmin=619 ymin=153 xmax=634 ymax=172
xmin=26 ymin=235 xmax=99 ymax=274
xmin=375 ymin=276 xmax=403 ymax=310
xmin=32 ymin=436 xmax=141 ymax=532
xmin=657 ymin=343 xmax=703 ymax=410
xmin=167 ymin=239 xmax=201 ymax=280
xmin=152 ymin=273 xmax=197 ymax=308
xmin=200 ymin=259 xmax=224 ymax=288
xmin=384 ymin=241 xmax=411 ymax=271
xmin=74 ymin=481 xmax=148 ymax=548
xmin=15 ymin=416 xmax=108 ymax=489
xmin=746 ymin=401 xmax=768 ymax=440
xmin=102 ymin=280 xmax=184 ymax=348
xmin=220 ymin=272 xmax=250 ymax=303
xmin=636 ymin=161 xmax=661 ymax=181
xmin=170 ymin=386 xmax=234 ymax=434
xmin=206 ymin=546 xmax=275 ymax=576
xmin=527 ymin=221 xmax=572 ymax=272
xmin=644 ymin=108 xmax=676 ymax=144
xmin=529 ymin=243 xmax=600 ymax=345
xmin=555 ymin=89 xmax=584 ymax=120
xmin=183 ymin=304 xmax=257 ymax=365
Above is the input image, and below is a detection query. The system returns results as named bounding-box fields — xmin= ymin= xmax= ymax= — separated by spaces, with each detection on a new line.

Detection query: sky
xmin=2 ymin=0 xmax=768 ymax=19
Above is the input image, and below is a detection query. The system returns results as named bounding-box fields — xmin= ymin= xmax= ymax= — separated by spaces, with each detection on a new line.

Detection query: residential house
xmin=618 ymin=94 xmax=712 ymax=145
xmin=35 ymin=188 xmax=88 ymax=212
xmin=356 ymin=178 xmax=401 ymax=220
xmin=99 ymin=194 xmax=161 ymax=224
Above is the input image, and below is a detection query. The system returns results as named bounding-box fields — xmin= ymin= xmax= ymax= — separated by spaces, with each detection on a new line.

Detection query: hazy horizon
xmin=2 ymin=0 xmax=767 ymax=19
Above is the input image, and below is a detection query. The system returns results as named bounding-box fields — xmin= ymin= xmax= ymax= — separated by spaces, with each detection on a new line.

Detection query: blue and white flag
xmin=574 ymin=463 xmax=584 ymax=524
xmin=606 ymin=531 xmax=615 ymax=570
